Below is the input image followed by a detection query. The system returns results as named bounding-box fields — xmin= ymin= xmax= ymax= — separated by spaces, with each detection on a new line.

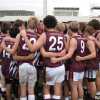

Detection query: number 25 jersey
xmin=44 ymin=31 xmax=65 ymax=68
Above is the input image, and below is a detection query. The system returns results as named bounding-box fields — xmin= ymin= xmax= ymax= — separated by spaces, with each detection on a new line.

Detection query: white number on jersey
xmin=22 ymin=37 xmax=36 ymax=50
xmin=49 ymin=36 xmax=64 ymax=51
xmin=80 ymin=40 xmax=85 ymax=53
xmin=3 ymin=45 xmax=11 ymax=58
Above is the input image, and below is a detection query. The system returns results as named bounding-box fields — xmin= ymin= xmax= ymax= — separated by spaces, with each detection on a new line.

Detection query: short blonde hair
xmin=69 ymin=21 xmax=79 ymax=33
xmin=56 ymin=22 xmax=65 ymax=32
xmin=27 ymin=16 xmax=39 ymax=29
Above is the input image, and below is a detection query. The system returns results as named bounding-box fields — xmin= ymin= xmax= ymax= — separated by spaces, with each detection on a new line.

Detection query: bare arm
xmin=0 ymin=42 xmax=3 ymax=53
xmin=13 ymin=53 xmax=34 ymax=61
xmin=65 ymin=34 xmax=70 ymax=51
xmin=51 ymin=38 xmax=77 ymax=63
xmin=40 ymin=47 xmax=66 ymax=58
xmin=95 ymin=39 xmax=100 ymax=48
xmin=89 ymin=34 xmax=100 ymax=48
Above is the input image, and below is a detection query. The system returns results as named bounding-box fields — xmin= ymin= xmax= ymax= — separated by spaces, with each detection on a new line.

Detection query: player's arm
xmin=40 ymin=47 xmax=66 ymax=58
xmin=95 ymin=39 xmax=100 ymax=48
xmin=13 ymin=53 xmax=34 ymax=61
xmin=76 ymin=40 xmax=96 ymax=61
xmin=0 ymin=42 xmax=4 ymax=53
xmin=88 ymin=35 xmax=100 ymax=48
xmin=21 ymin=29 xmax=46 ymax=52
xmin=64 ymin=34 xmax=70 ymax=51
xmin=51 ymin=38 xmax=77 ymax=63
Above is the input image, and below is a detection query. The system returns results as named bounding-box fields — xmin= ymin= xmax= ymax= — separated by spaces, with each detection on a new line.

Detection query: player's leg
xmin=53 ymin=82 xmax=62 ymax=100
xmin=64 ymin=71 xmax=71 ymax=100
xmin=53 ymin=64 xmax=65 ymax=100
xmin=44 ymin=84 xmax=51 ymax=100
xmin=77 ymin=72 xmax=84 ymax=100
xmin=5 ymin=81 xmax=12 ymax=100
xmin=44 ymin=67 xmax=53 ymax=100
xmin=28 ymin=64 xmax=37 ymax=100
xmin=71 ymin=81 xmax=78 ymax=100
xmin=87 ymin=70 xmax=96 ymax=99
xmin=96 ymin=64 xmax=100 ymax=99
xmin=70 ymin=72 xmax=79 ymax=100
xmin=19 ymin=63 xmax=27 ymax=100
xmin=2 ymin=65 xmax=12 ymax=100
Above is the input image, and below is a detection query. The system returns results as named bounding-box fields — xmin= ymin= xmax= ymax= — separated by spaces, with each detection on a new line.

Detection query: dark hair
xmin=43 ymin=15 xmax=57 ymax=29
xmin=1 ymin=22 xmax=11 ymax=34
xmin=69 ymin=21 xmax=79 ymax=33
xmin=9 ymin=19 xmax=24 ymax=37
xmin=9 ymin=28 xmax=18 ymax=38
xmin=88 ymin=19 xmax=100 ymax=30
xmin=79 ymin=22 xmax=87 ymax=33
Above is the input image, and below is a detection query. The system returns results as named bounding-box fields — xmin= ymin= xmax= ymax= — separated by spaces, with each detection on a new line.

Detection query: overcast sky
xmin=0 ymin=0 xmax=43 ymax=10
xmin=0 ymin=0 xmax=100 ymax=17
xmin=0 ymin=0 xmax=100 ymax=10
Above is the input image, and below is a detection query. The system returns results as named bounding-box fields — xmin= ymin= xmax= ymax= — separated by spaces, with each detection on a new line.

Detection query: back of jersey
xmin=44 ymin=31 xmax=65 ymax=68
xmin=17 ymin=31 xmax=38 ymax=64
xmin=2 ymin=39 xmax=15 ymax=62
xmin=70 ymin=36 xmax=87 ymax=72
xmin=1 ymin=38 xmax=15 ymax=78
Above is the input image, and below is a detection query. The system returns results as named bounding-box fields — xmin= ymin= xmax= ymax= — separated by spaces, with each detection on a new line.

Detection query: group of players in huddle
xmin=0 ymin=15 xmax=99 ymax=100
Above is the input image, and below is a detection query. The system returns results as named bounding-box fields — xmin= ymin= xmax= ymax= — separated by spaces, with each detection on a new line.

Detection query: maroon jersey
xmin=94 ymin=30 xmax=100 ymax=62
xmin=17 ymin=31 xmax=38 ymax=64
xmin=1 ymin=39 xmax=15 ymax=79
xmin=69 ymin=36 xmax=87 ymax=72
xmin=44 ymin=31 xmax=65 ymax=68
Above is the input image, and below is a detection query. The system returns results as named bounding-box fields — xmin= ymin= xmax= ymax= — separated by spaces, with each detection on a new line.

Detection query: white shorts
xmin=46 ymin=64 xmax=65 ymax=85
xmin=19 ymin=63 xmax=37 ymax=87
xmin=70 ymin=72 xmax=84 ymax=81
xmin=85 ymin=70 xmax=96 ymax=79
